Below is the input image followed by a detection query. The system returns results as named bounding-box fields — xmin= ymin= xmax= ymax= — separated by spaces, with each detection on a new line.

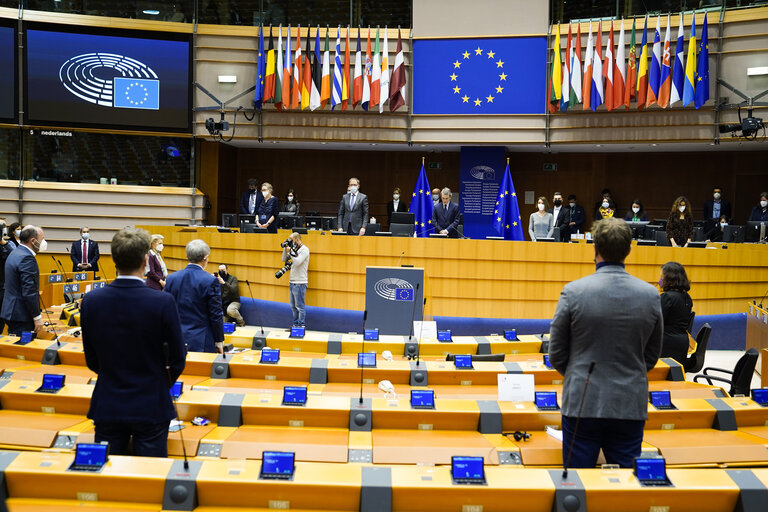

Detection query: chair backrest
xmin=730 ymin=348 xmax=759 ymax=396
xmin=655 ymin=230 xmax=671 ymax=247
xmin=391 ymin=223 xmax=415 ymax=237
xmin=684 ymin=323 xmax=711 ymax=374
xmin=686 ymin=311 xmax=696 ymax=333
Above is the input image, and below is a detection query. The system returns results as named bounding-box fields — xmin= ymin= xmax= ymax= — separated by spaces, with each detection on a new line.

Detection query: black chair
xmin=655 ymin=230 xmax=671 ymax=247
xmin=363 ymin=223 xmax=380 ymax=236
xmin=391 ymin=223 xmax=414 ymax=237
xmin=683 ymin=323 xmax=711 ymax=374
xmin=693 ymin=348 xmax=758 ymax=396
xmin=686 ymin=311 xmax=696 ymax=333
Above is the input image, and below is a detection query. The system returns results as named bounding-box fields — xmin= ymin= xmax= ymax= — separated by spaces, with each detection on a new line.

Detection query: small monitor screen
xmin=282 ymin=386 xmax=307 ymax=405
xmin=41 ymin=374 xmax=65 ymax=390
xmin=260 ymin=348 xmax=280 ymax=363
xmin=364 ymin=329 xmax=379 ymax=341
xmin=290 ymin=326 xmax=305 ymax=338
xmin=170 ymin=381 xmax=183 ymax=399
xmin=454 ymin=355 xmax=473 ymax=369
xmin=504 ymin=329 xmax=517 ymax=341
xmin=261 ymin=451 xmax=295 ymax=478
xmin=20 ymin=331 xmax=35 ymax=343
xmin=410 ymin=389 xmax=435 ymax=408
xmin=437 ymin=330 xmax=452 ymax=341
xmin=358 ymin=352 xmax=377 ymax=368
xmin=74 ymin=443 xmax=108 ymax=467
xmin=751 ymin=388 xmax=768 ymax=405
xmin=543 ymin=354 xmax=552 ymax=368
xmin=451 ymin=456 xmax=484 ymax=481
xmin=534 ymin=391 xmax=558 ymax=409
xmin=634 ymin=458 xmax=667 ymax=482
xmin=649 ymin=391 xmax=672 ymax=408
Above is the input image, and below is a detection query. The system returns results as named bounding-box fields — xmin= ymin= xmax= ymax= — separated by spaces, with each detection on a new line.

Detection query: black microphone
xmin=415 ymin=298 xmax=427 ymax=367
xmin=407 ymin=283 xmax=421 ymax=341
xmin=757 ymin=288 xmax=768 ymax=309
xmin=359 ymin=310 xmax=368 ymax=405
xmin=50 ymin=255 xmax=62 ymax=276
xmin=397 ymin=251 xmax=405 ymax=266
xmin=37 ymin=292 xmax=60 ymax=347
xmin=562 ymin=361 xmax=596 ymax=479
xmin=244 ymin=280 xmax=264 ymax=336
xmin=59 ymin=250 xmax=73 ymax=282
xmin=163 ymin=341 xmax=189 ymax=471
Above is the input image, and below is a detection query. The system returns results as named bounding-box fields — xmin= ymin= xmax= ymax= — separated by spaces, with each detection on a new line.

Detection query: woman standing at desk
xmin=146 ymin=234 xmax=167 ymax=290
xmin=666 ymin=196 xmax=693 ymax=247
xmin=257 ymin=182 xmax=280 ymax=234
xmin=528 ymin=196 xmax=554 ymax=241
xmin=659 ymin=261 xmax=693 ymax=364
xmin=282 ymin=189 xmax=300 ymax=214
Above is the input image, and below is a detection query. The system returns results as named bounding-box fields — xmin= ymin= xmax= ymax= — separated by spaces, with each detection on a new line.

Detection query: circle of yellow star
xmin=486 ymin=95 xmax=495 ymax=103
xmin=496 ymin=85 xmax=504 ymax=94
xmin=499 ymin=72 xmax=507 ymax=81
xmin=453 ymin=86 xmax=461 ymax=94
xmin=487 ymin=50 xmax=495 ymax=59
xmin=496 ymin=59 xmax=504 ymax=68
xmin=453 ymin=60 xmax=461 ymax=69
xmin=462 ymin=95 xmax=469 ymax=103
xmin=474 ymin=47 xmax=483 ymax=55
xmin=462 ymin=50 xmax=470 ymax=59
xmin=474 ymin=98 xmax=482 ymax=106
xmin=449 ymin=73 xmax=458 ymax=81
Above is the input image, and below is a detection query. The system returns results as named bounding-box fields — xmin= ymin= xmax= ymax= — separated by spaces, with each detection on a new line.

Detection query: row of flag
xmin=548 ymin=12 xmax=710 ymax=112
xmin=253 ymin=25 xmax=407 ymax=113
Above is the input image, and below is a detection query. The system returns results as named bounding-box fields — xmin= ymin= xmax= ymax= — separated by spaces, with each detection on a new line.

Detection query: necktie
xmin=249 ymin=193 xmax=255 ymax=214
xmin=350 ymin=194 xmax=356 ymax=209
xmin=444 ymin=204 xmax=447 ymax=211
xmin=82 ymin=240 xmax=87 ymax=264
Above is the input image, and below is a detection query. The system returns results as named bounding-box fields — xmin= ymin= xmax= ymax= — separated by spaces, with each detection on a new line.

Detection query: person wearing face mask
xmin=432 ymin=188 xmax=441 ymax=207
xmin=216 ymin=264 xmax=244 ymax=327
xmin=1 ymin=225 xmax=45 ymax=335
xmin=387 ymin=187 xmax=408 ymax=227
xmin=528 ymin=196 xmax=554 ymax=241
xmin=70 ymin=227 xmax=100 ymax=273
xmin=704 ymin=216 xmax=728 ymax=243
xmin=146 ymin=234 xmax=167 ymax=290
xmin=547 ymin=192 xmax=570 ymax=242
xmin=748 ymin=192 xmax=768 ymax=222
xmin=240 ymin=178 xmax=262 ymax=216
xmin=281 ymin=189 xmax=300 ymax=214
xmin=703 ymin=187 xmax=731 ymax=224
xmin=7 ymin=222 xmax=21 ymax=249
xmin=666 ymin=196 xmax=694 ymax=247
xmin=566 ymin=195 xmax=586 ymax=235
xmin=658 ymin=261 xmax=693 ymax=364
xmin=594 ymin=189 xmax=619 ymax=221
xmin=337 ymin=177 xmax=369 ymax=235
xmin=624 ymin=199 xmax=649 ymax=222
xmin=256 ymin=182 xmax=280 ymax=233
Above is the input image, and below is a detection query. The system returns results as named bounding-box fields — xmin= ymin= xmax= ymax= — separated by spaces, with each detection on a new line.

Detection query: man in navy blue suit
xmin=432 ymin=187 xmax=460 ymax=238
xmin=81 ymin=228 xmax=185 ymax=457
xmin=240 ymin=178 xmax=262 ymax=216
xmin=70 ymin=227 xmax=100 ymax=273
xmin=165 ymin=239 xmax=224 ymax=353
xmin=1 ymin=225 xmax=45 ymax=335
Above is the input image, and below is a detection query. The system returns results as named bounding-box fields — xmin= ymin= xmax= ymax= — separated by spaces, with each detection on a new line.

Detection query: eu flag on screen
xmin=113 ymin=78 xmax=159 ymax=109
xmin=408 ymin=163 xmax=433 ymax=237
xmin=395 ymin=288 xmax=414 ymax=301
xmin=492 ymin=163 xmax=525 ymax=240
xmin=412 ymin=37 xmax=547 ymax=114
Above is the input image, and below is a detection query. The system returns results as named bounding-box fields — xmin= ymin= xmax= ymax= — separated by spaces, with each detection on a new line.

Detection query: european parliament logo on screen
xmin=374 ymin=278 xmax=414 ymax=302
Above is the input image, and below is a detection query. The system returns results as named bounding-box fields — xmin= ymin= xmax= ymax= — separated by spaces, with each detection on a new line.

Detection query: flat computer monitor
xmin=305 ymin=216 xmax=322 ymax=230
xmin=626 ymin=221 xmax=649 ymax=240
xmin=390 ymin=212 xmax=415 ymax=225
xmin=242 ymin=224 xmax=268 ymax=234
xmin=723 ymin=225 xmax=744 ymax=243
xmin=746 ymin=221 xmax=767 ymax=242
xmin=653 ymin=219 xmax=668 ymax=230
xmin=240 ymin=214 xmax=256 ymax=225
xmin=391 ymin=223 xmax=415 ymax=237
xmin=221 ymin=213 xmax=237 ymax=228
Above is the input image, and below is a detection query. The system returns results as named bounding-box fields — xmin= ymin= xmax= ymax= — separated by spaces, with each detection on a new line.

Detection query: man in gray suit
xmin=549 ymin=217 xmax=662 ymax=469
xmin=337 ymin=177 xmax=369 ymax=235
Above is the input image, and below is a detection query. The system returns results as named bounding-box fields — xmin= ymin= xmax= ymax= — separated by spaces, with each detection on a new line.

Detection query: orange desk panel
xmin=0 ymin=380 xmax=92 ymax=415
xmin=642 ymin=429 xmax=768 ymax=465
xmin=174 ymin=390 xmax=226 ymax=423
xmin=326 ymin=357 xmax=413 ymax=384
xmin=370 ymin=397 xmax=480 ymax=430
xmin=0 ymin=410 xmax=87 ymax=448
xmin=721 ymin=397 xmax=768 ymax=427
xmin=220 ymin=426 xmax=349 ymax=462
xmin=8 ymin=365 xmax=95 ymax=384
xmin=240 ymin=394 xmax=350 ymax=428
xmin=371 ymin=429 xmax=499 ymax=465
xmin=644 ymin=399 xmax=718 ymax=430
xmin=226 ymin=353 xmax=314 ymax=381
xmin=5 ymin=498 xmax=161 ymax=512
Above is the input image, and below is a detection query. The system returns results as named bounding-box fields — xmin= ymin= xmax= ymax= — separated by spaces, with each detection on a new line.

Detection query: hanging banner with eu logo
xmin=412 ymin=37 xmax=547 ymax=115
xmin=460 ymin=146 xmax=505 ymax=239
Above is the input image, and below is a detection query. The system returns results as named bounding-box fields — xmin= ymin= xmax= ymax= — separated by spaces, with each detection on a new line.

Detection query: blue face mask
xmin=658 ymin=278 xmax=663 ymax=288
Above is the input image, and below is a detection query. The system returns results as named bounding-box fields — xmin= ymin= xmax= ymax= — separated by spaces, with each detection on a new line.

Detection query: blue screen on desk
xmin=260 ymin=348 xmax=280 ymax=363
xmin=543 ymin=354 xmax=552 ymax=368
xmin=283 ymin=386 xmax=307 ymax=405
xmin=535 ymin=391 xmax=558 ymax=408
xmin=410 ymin=389 xmax=435 ymax=407
xmin=74 ymin=443 xmax=108 ymax=466
xmin=358 ymin=352 xmax=376 ymax=367
xmin=437 ymin=330 xmax=452 ymax=341
xmin=261 ymin=451 xmax=295 ymax=476
xmin=504 ymin=329 xmax=517 ymax=341
xmin=650 ymin=391 xmax=672 ymax=407
xmin=42 ymin=374 xmax=65 ymax=390
xmin=170 ymin=381 xmax=183 ymax=398
xmin=364 ymin=329 xmax=379 ymax=341
xmin=290 ymin=326 xmax=305 ymax=338
xmin=752 ymin=388 xmax=768 ymax=405
xmin=454 ymin=355 xmax=472 ymax=368
xmin=635 ymin=458 xmax=666 ymax=481
xmin=451 ymin=456 xmax=484 ymax=480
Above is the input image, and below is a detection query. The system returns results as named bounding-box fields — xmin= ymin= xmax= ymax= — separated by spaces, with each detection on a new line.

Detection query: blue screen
xmin=454 ymin=355 xmax=473 ymax=368
xmin=358 ymin=352 xmax=376 ymax=367
xmin=452 ymin=456 xmax=484 ymax=480
xmin=635 ymin=458 xmax=666 ymax=481
xmin=410 ymin=390 xmax=435 ymax=407
xmin=752 ymin=388 xmax=768 ymax=404
xmin=261 ymin=451 xmax=295 ymax=476
xmin=0 ymin=25 xmax=14 ymax=120
xmin=74 ymin=443 xmax=108 ymax=466
xmin=650 ymin=391 xmax=672 ymax=407
xmin=543 ymin=354 xmax=552 ymax=368
xmin=260 ymin=349 xmax=280 ymax=363
xmin=364 ymin=329 xmax=379 ymax=341
xmin=504 ymin=329 xmax=517 ymax=341
xmin=42 ymin=374 xmax=65 ymax=390
xmin=170 ymin=381 xmax=183 ymax=398
xmin=438 ymin=330 xmax=452 ymax=341
xmin=20 ymin=331 xmax=35 ymax=343
xmin=283 ymin=386 xmax=307 ymax=404
xmin=290 ymin=326 xmax=305 ymax=338
xmin=535 ymin=391 xmax=558 ymax=408
xmin=25 ymin=27 xmax=190 ymax=131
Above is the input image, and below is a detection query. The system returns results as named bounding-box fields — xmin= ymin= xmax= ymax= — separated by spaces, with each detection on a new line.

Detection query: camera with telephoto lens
xmin=280 ymin=238 xmax=294 ymax=249
xmin=275 ymin=259 xmax=292 ymax=279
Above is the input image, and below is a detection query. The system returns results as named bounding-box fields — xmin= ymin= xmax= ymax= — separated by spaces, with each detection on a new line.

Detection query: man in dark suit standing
xmin=239 ymin=178 xmax=262 ymax=216
xmin=703 ymin=186 xmax=732 ymax=223
xmin=549 ymin=217 xmax=662 ymax=469
xmin=1 ymin=225 xmax=45 ymax=335
xmin=81 ymin=227 xmax=185 ymax=457
xmin=432 ymin=187 xmax=460 ymax=238
xmin=165 ymin=239 xmax=224 ymax=353
xmin=387 ymin=187 xmax=408 ymax=226
xmin=566 ymin=194 xmax=587 ymax=236
xmin=337 ymin=177 xmax=369 ymax=235
xmin=70 ymin=227 xmax=100 ymax=273
xmin=548 ymin=192 xmax=570 ymax=242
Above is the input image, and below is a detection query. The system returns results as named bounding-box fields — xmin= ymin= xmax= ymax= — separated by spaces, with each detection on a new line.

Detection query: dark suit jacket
xmin=387 ymin=199 xmax=408 ymax=225
xmin=548 ymin=206 xmax=570 ymax=241
xmin=0 ymin=241 xmax=12 ymax=292
xmin=257 ymin=196 xmax=280 ymax=233
xmin=432 ymin=201 xmax=460 ymax=238
xmin=146 ymin=251 xmax=164 ymax=290
xmin=337 ymin=192 xmax=369 ymax=234
xmin=1 ymin=245 xmax=40 ymax=323
xmin=165 ymin=264 xmax=224 ymax=352
xmin=240 ymin=189 xmax=263 ymax=215
xmin=567 ymin=204 xmax=587 ymax=234
xmin=703 ymin=199 xmax=732 ymax=221
xmin=749 ymin=206 xmax=768 ymax=222
xmin=81 ymin=278 xmax=185 ymax=423
xmin=70 ymin=239 xmax=100 ymax=272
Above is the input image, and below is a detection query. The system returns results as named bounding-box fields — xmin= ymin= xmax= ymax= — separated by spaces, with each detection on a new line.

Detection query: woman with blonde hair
xmin=146 ymin=234 xmax=167 ymax=290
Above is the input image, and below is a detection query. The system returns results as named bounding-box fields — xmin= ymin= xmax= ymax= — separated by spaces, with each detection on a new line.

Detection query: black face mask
xmin=554 ymin=199 xmax=562 ymax=207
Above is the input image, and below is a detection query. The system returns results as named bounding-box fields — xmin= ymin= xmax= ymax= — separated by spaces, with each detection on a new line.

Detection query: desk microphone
xmin=50 ymin=255 xmax=68 ymax=282
xmin=359 ymin=310 xmax=368 ymax=405
xmin=244 ymin=280 xmax=265 ymax=337
xmin=415 ymin=298 xmax=426 ymax=367
xmin=163 ymin=341 xmax=189 ymax=471
xmin=37 ymin=292 xmax=61 ymax=347
xmin=407 ymin=283 xmax=421 ymax=342
xmin=59 ymin=252 xmax=73 ymax=282
xmin=757 ymin=287 xmax=768 ymax=309
xmin=397 ymin=251 xmax=405 ymax=267
xmin=562 ymin=361 xmax=596 ymax=479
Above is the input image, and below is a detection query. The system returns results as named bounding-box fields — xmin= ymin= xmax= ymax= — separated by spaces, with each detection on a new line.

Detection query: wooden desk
xmin=0 ymin=410 xmax=88 ymax=448
xmin=372 ymin=429 xmax=499 ymax=465
xmin=642 ymin=428 xmax=768 ymax=465
xmin=220 ymin=426 xmax=349 ymax=462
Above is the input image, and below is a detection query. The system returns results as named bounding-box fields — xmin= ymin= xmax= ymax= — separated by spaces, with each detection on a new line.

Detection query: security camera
xmin=205 ymin=117 xmax=230 ymax=136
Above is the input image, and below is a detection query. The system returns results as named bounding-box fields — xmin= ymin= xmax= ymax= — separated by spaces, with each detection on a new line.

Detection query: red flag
xmin=352 ymin=28 xmax=363 ymax=108
xmin=342 ymin=27 xmax=350 ymax=111
xmin=290 ymin=26 xmax=302 ymax=109
xmin=603 ymin=21 xmax=614 ymax=111
xmin=301 ymin=31 xmax=311 ymax=110
xmin=389 ymin=28 xmax=406 ymax=111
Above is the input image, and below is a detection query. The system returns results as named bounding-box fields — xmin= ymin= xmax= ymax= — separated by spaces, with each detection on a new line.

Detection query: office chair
xmin=693 ymin=348 xmax=758 ymax=396
xmin=683 ymin=323 xmax=712 ymax=374
xmin=686 ymin=312 xmax=696 ymax=333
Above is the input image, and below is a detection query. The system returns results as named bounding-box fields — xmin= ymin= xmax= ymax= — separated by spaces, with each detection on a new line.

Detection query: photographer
xmin=216 ymin=264 xmax=244 ymax=327
xmin=280 ymin=233 xmax=309 ymax=327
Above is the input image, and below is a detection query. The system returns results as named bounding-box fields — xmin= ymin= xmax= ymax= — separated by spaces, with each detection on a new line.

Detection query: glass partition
xmin=0 ymin=127 xmax=20 ymax=180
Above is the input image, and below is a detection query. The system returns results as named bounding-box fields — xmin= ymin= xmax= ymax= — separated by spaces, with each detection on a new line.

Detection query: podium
xmin=364 ymin=266 xmax=424 ymax=335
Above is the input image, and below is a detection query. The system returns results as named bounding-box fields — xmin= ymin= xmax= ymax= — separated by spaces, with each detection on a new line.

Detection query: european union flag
xmin=113 ymin=77 xmax=159 ymax=110
xmin=395 ymin=288 xmax=414 ymax=301
xmin=412 ymin=37 xmax=547 ymax=115
xmin=254 ymin=24 xmax=266 ymax=109
xmin=492 ymin=163 xmax=525 ymax=240
xmin=408 ymin=162 xmax=433 ymax=237
xmin=694 ymin=13 xmax=709 ymax=110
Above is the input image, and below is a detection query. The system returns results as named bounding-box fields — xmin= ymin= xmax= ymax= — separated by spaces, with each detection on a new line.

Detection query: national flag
xmin=570 ymin=22 xmax=582 ymax=105
xmin=342 ymin=27 xmax=350 ymax=110
xmin=646 ymin=16 xmax=661 ymax=107
xmin=603 ymin=20 xmax=614 ymax=111
xmin=613 ymin=20 xmax=626 ymax=110
xmin=624 ymin=18 xmax=637 ymax=108
xmin=362 ymin=28 xmax=372 ymax=111
xmin=263 ymin=26 xmax=276 ymax=104
xmin=380 ymin=28 xmax=390 ymax=113
xmin=591 ymin=21 xmax=603 ymax=111
xmin=309 ymin=27 xmax=322 ymax=111
xmin=408 ymin=163 xmax=434 ymax=237
xmin=582 ymin=23 xmax=593 ymax=111
xmin=549 ymin=24 xmax=562 ymax=113
xmin=332 ymin=27 xmax=343 ymax=109
xmin=291 ymin=26 xmax=301 ymax=110
xmin=682 ymin=13 xmax=697 ymax=107
xmin=390 ymin=28 xmax=406 ymax=112
xmin=637 ymin=16 xmax=649 ymax=109
xmin=561 ymin=23 xmax=572 ymax=112
xmin=282 ymin=25 xmax=293 ymax=110
xmin=658 ymin=15 xmax=672 ymax=108
xmin=492 ymin=162 xmax=525 ymax=241
xmin=301 ymin=32 xmax=312 ymax=110
xmin=353 ymin=28 xmax=363 ymax=108
xmin=254 ymin=25 xmax=266 ymax=109
xmin=695 ymin=13 xmax=709 ymax=109
xmin=275 ymin=25 xmax=284 ymax=110
xmin=670 ymin=14 xmax=685 ymax=105
xmin=371 ymin=28 xmax=381 ymax=110
xmin=320 ymin=28 xmax=331 ymax=108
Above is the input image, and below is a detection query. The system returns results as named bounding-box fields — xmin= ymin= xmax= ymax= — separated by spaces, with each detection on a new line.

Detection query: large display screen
xmin=0 ymin=24 xmax=15 ymax=121
xmin=25 ymin=25 xmax=190 ymax=132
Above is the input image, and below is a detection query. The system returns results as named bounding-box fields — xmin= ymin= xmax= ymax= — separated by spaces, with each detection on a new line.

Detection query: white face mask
xmin=14 ymin=229 xmax=20 ymax=237
xmin=262 ymin=190 xmax=268 ymax=198
xmin=393 ymin=194 xmax=399 ymax=200
xmin=349 ymin=186 xmax=358 ymax=194
xmin=538 ymin=203 xmax=546 ymax=211
xmin=602 ymin=201 xmax=610 ymax=209
xmin=569 ymin=202 xmax=575 ymax=207
xmin=81 ymin=232 xmax=90 ymax=240
xmin=156 ymin=243 xmax=164 ymax=252
xmin=287 ymin=195 xmax=294 ymax=202
xmin=632 ymin=207 xmax=640 ymax=213
xmin=714 ymin=192 xmax=721 ymax=200
xmin=679 ymin=205 xmax=686 ymax=213
xmin=432 ymin=194 xmax=439 ymax=201
xmin=721 ymin=222 xmax=728 ymax=228
xmin=34 ymin=238 xmax=47 ymax=253
xmin=761 ymin=200 xmax=768 ymax=208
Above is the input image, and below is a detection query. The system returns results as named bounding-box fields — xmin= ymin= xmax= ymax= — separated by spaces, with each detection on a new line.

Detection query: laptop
xmin=68 ymin=443 xmax=109 ymax=472
xmin=260 ymin=348 xmax=280 ymax=364
xmin=260 ymin=451 xmax=295 ymax=480
xmin=454 ymin=354 xmax=473 ymax=370
xmin=634 ymin=457 xmax=672 ymax=487
xmin=751 ymin=388 xmax=768 ymax=407
xmin=358 ymin=352 xmax=377 ymax=368
xmin=36 ymin=374 xmax=65 ymax=394
xmin=364 ymin=328 xmax=379 ymax=341
xmin=437 ymin=330 xmax=452 ymax=342
xmin=289 ymin=326 xmax=305 ymax=338
xmin=649 ymin=390 xmax=677 ymax=410
xmin=170 ymin=381 xmax=183 ymax=399
xmin=282 ymin=386 xmax=307 ymax=406
xmin=451 ymin=456 xmax=487 ymax=485
xmin=534 ymin=391 xmax=560 ymax=411
xmin=504 ymin=329 xmax=517 ymax=341
xmin=542 ymin=354 xmax=552 ymax=369
xmin=410 ymin=389 xmax=435 ymax=410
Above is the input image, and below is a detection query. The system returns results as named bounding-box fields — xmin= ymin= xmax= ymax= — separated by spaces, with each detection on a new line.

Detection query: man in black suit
xmin=703 ymin=186 xmax=732 ymax=223
xmin=1 ymin=225 xmax=45 ymax=335
xmin=432 ymin=187 xmax=460 ymax=238
xmin=337 ymin=177 xmax=369 ymax=235
xmin=81 ymin=228 xmax=185 ymax=457
xmin=387 ymin=187 xmax=408 ymax=226
xmin=567 ymin=194 xmax=587 ymax=236
xmin=70 ymin=227 xmax=100 ymax=272
xmin=239 ymin=178 xmax=262 ymax=216
xmin=548 ymin=192 xmax=570 ymax=242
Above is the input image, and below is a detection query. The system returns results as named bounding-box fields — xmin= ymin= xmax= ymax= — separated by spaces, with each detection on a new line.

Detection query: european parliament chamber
xmin=2 ymin=0 xmax=768 ymax=511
